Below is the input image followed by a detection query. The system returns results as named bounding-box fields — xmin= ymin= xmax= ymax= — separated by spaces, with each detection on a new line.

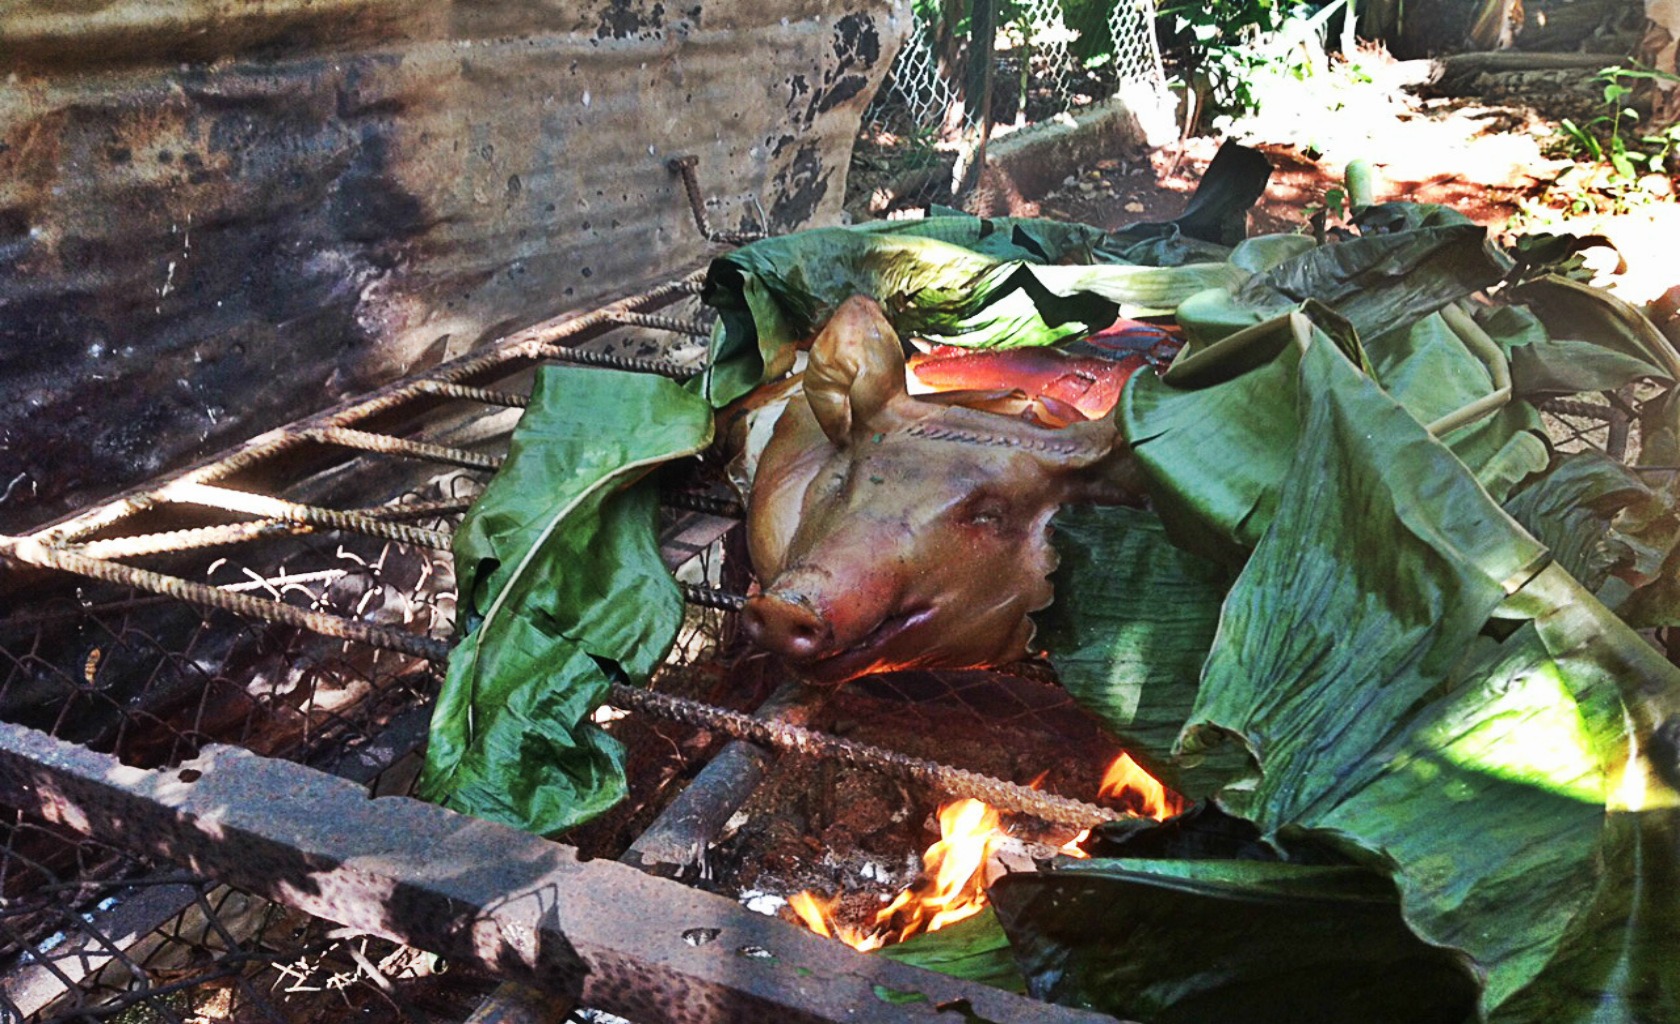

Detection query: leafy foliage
xmin=425 ymin=191 xmax=1680 ymax=1020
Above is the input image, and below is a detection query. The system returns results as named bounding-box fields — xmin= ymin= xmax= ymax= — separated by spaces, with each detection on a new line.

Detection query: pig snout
xmin=742 ymin=591 xmax=833 ymax=662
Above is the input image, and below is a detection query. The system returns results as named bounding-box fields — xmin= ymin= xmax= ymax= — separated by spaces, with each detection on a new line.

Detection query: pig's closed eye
xmin=962 ymin=498 xmax=1008 ymax=528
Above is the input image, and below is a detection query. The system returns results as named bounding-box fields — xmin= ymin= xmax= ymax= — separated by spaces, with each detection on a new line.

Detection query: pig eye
xmin=962 ymin=498 xmax=1009 ymax=529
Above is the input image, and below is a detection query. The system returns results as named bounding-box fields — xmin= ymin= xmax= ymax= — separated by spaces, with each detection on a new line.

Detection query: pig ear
xmin=803 ymin=295 xmax=908 ymax=446
xmin=1042 ymin=417 xmax=1149 ymax=506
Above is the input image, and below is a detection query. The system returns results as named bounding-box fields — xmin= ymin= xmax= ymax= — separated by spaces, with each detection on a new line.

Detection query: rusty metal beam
xmin=0 ymin=723 xmax=1113 ymax=1024
xmin=2 ymin=706 xmax=437 ymax=1019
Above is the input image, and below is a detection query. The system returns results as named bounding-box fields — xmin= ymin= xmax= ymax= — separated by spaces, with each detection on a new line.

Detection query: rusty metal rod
xmin=0 ymin=536 xmax=451 ymax=662
xmin=609 ymin=311 xmax=713 ymax=338
xmin=69 ymin=520 xmax=318 ymax=560
xmin=0 ymin=725 xmax=1113 ymax=1024
xmin=5 ymin=537 xmax=1103 ymax=830
xmin=661 ymin=492 xmax=744 ymax=519
xmin=306 ymin=427 xmax=505 ymax=471
xmin=157 ymin=482 xmax=454 ymax=551
xmin=536 ymin=344 xmax=698 ymax=379
xmin=680 ymin=584 xmax=746 ymax=612
xmin=35 ymin=268 xmax=710 ymax=544
xmin=1537 ymin=398 xmax=1616 ymax=421
xmin=606 ymin=684 xmax=1119 ymax=831
xmin=667 ymin=155 xmax=764 ymax=245
xmin=64 ymin=498 xmax=473 ymax=560
xmin=619 ymin=681 xmax=822 ymax=878
xmin=411 ymin=380 xmax=531 ymax=408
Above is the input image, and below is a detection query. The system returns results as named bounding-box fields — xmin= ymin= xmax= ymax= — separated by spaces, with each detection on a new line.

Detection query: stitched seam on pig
xmin=902 ymin=423 xmax=1093 ymax=455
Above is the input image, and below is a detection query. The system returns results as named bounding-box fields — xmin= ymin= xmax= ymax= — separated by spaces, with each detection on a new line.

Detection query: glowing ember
xmin=1059 ymin=829 xmax=1091 ymax=858
xmin=1098 ymin=752 xmax=1184 ymax=821
xmin=790 ymin=798 xmax=1007 ymax=952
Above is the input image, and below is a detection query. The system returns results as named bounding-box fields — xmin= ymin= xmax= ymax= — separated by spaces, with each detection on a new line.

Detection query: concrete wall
xmin=0 ymin=0 xmax=907 ymax=527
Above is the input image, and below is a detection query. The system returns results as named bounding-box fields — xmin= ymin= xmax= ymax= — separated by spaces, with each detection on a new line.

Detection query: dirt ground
xmin=1034 ymin=49 xmax=1680 ymax=310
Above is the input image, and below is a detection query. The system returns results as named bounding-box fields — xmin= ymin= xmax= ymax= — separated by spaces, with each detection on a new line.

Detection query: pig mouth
xmin=806 ymin=606 xmax=936 ymax=681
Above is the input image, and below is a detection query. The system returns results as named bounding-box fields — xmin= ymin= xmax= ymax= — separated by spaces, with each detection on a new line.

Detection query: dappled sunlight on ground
xmin=1039 ymin=45 xmax=1680 ymax=310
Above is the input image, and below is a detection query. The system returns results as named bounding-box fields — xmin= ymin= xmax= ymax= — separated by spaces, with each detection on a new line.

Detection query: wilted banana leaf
xmin=856 ymin=209 xmax=1108 ymax=263
xmin=1183 ymin=333 xmax=1549 ymax=821
xmin=1161 ymin=336 xmax=1680 ymax=1020
xmin=1118 ymin=314 xmax=1308 ymax=564
xmin=1502 ymin=451 xmax=1677 ymax=597
xmin=418 ymin=367 xmax=714 ymax=836
xmin=701 ymin=225 xmax=1238 ymax=406
xmin=1351 ymin=200 xmax=1475 ymax=233
xmin=1493 ymin=276 xmax=1680 ymax=396
xmin=989 ymin=859 xmax=1477 ymax=1024
xmin=1175 ymin=223 xmax=1509 ymax=350
xmin=1364 ymin=308 xmax=1548 ymax=500
xmin=874 ymin=909 xmax=1026 ymax=995
xmin=1036 ymin=505 xmax=1240 ymax=797
xmin=1099 ymin=140 xmax=1274 ymax=265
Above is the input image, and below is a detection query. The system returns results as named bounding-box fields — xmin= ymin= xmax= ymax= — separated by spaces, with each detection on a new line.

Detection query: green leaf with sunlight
xmin=700 ymin=224 xmax=1237 ymax=406
xmin=1182 ymin=333 xmax=1549 ymax=821
xmin=1026 ymin=324 xmax=1680 ymax=1021
xmin=417 ymin=367 xmax=714 ymax=836
xmin=1036 ymin=505 xmax=1239 ymax=797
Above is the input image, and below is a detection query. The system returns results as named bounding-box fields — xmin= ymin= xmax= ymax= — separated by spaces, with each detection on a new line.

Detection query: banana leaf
xmin=1493 ymin=276 xmax=1680 ymax=396
xmin=1172 ymin=223 xmax=1508 ymax=350
xmin=417 ymin=367 xmax=714 ymax=836
xmin=1036 ymin=505 xmax=1240 ymax=797
xmin=860 ymin=209 xmax=1109 ymax=263
xmin=1099 ymin=140 xmax=1274 ymax=265
xmin=875 ymin=909 xmax=1026 ymax=995
xmin=1504 ymin=453 xmax=1680 ymax=629
xmin=990 ymin=859 xmax=1478 ymax=1024
xmin=1017 ymin=327 xmax=1680 ymax=1022
xmin=701 ymin=226 xmax=1239 ymax=406
xmin=1502 ymin=452 xmax=1674 ymax=596
xmin=1364 ymin=309 xmax=1548 ymax=501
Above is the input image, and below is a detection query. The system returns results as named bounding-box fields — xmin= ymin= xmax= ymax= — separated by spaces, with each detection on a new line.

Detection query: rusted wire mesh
xmin=1 ymin=490 xmax=467 ymax=1023
xmin=851 ymin=0 xmax=1168 ymax=211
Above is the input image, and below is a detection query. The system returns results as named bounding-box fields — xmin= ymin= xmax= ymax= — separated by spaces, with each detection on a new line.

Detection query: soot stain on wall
xmin=0 ymin=56 xmax=428 ymax=528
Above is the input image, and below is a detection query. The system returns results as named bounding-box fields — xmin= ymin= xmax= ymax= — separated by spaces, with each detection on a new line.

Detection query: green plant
xmin=1158 ymin=0 xmax=1358 ymax=122
xmin=1558 ymin=64 xmax=1680 ymax=181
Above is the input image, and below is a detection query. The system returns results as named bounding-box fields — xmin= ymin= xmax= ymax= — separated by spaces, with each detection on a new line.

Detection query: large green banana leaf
xmin=1001 ymin=326 xmax=1680 ymax=1022
xmin=1035 ymin=505 xmax=1240 ymax=797
xmin=990 ymin=859 xmax=1478 ymax=1023
xmin=417 ymin=367 xmax=714 ymax=836
xmin=1496 ymin=275 xmax=1680 ymax=396
xmin=1171 ymin=224 xmax=1509 ymax=350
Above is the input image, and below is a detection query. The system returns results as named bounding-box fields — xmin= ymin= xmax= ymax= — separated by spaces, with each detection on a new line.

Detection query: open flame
xmin=1098 ymin=752 xmax=1184 ymax=820
xmin=793 ymin=756 xmax=1183 ymax=946
xmin=789 ymin=798 xmax=1005 ymax=952
xmin=1061 ymin=752 xmax=1184 ymax=858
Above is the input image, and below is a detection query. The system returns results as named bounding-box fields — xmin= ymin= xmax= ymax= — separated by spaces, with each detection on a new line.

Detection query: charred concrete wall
xmin=0 ymin=1 xmax=906 ymax=528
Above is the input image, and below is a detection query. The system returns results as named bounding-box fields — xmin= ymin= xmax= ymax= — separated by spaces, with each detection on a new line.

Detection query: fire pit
xmin=0 ymin=181 xmax=1168 ymax=1020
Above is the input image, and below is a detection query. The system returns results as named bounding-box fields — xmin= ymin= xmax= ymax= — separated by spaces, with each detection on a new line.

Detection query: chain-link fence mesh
xmin=850 ymin=0 xmax=1167 ymax=212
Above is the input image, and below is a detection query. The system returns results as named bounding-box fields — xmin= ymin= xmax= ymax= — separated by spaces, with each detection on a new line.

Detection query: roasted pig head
xmin=737 ymin=295 xmax=1146 ymax=683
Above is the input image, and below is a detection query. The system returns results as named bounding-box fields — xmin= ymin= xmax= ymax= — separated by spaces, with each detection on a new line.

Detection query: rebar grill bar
xmin=33 ymin=268 xmax=710 ymax=545
xmin=304 ymin=427 xmax=506 ymax=471
xmin=157 ymin=483 xmax=456 ymax=551
xmin=0 ymin=242 xmax=1149 ymax=1024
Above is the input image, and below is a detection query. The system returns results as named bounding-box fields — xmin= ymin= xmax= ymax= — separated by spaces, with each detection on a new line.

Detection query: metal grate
xmin=0 ymin=164 xmax=1131 ymax=1024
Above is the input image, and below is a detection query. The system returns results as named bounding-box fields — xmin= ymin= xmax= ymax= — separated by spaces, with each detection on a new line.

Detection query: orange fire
xmin=1098 ymin=751 xmax=1184 ymax=820
xmin=793 ymin=756 xmax=1183 ymax=947
xmin=1061 ymin=752 xmax=1183 ymax=858
xmin=789 ymin=798 xmax=1006 ymax=952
